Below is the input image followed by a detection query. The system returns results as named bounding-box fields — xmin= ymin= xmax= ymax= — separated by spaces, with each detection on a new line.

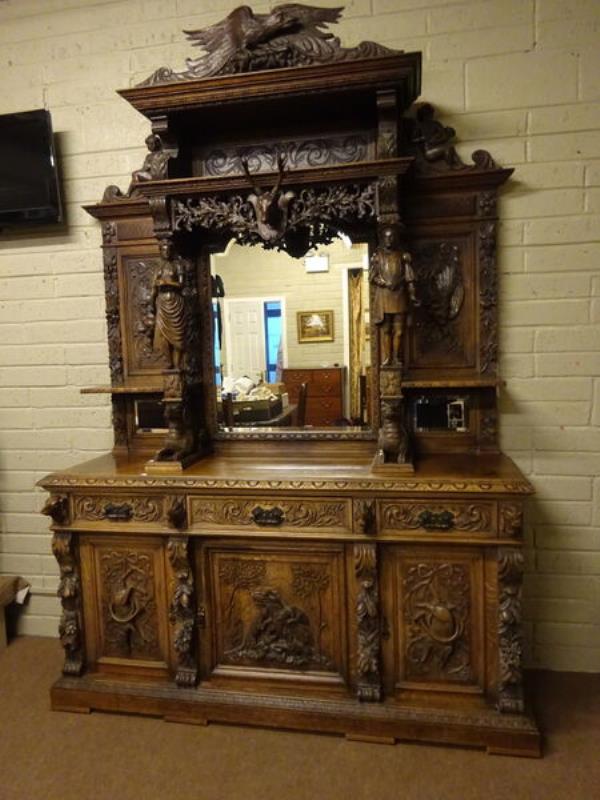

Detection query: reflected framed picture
xmin=297 ymin=310 xmax=334 ymax=343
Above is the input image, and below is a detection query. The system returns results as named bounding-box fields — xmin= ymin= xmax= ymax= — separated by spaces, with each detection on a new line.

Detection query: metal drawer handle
xmin=103 ymin=502 xmax=133 ymax=521
xmin=418 ymin=510 xmax=455 ymax=531
xmin=251 ymin=506 xmax=285 ymax=526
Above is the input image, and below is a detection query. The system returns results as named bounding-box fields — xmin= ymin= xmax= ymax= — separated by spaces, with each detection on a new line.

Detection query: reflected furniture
xmin=39 ymin=4 xmax=540 ymax=756
xmin=282 ymin=367 xmax=344 ymax=426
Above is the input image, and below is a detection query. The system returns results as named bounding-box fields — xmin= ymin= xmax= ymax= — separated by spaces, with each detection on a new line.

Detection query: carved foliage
xmin=100 ymin=549 xmax=161 ymax=659
xmin=354 ymin=543 xmax=381 ymax=701
xmin=166 ymin=497 xmax=187 ymax=530
xmin=103 ymin=248 xmax=124 ymax=384
xmin=403 ymin=561 xmax=472 ymax=682
xmin=497 ymin=548 xmax=525 ymax=713
xmin=382 ymin=502 xmax=492 ymax=533
xmin=192 ymin=497 xmax=348 ymax=530
xmin=202 ymin=135 xmax=369 ymax=177
xmin=479 ymin=221 xmax=498 ymax=374
xmin=111 ymin=396 xmax=128 ymax=448
xmin=167 ymin=536 xmax=197 ymax=686
xmin=172 ymin=183 xmax=376 ymax=255
xmin=52 ymin=532 xmax=84 ymax=675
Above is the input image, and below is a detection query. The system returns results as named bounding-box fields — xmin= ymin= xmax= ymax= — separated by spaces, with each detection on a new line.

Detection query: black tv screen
xmin=0 ymin=109 xmax=62 ymax=226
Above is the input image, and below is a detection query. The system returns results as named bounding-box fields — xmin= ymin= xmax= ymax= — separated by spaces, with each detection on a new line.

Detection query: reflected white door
xmin=224 ymin=298 xmax=266 ymax=381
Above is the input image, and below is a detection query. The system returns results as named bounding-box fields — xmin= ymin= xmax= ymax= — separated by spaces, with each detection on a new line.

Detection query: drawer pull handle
xmin=103 ymin=502 xmax=133 ymax=522
xmin=251 ymin=506 xmax=285 ymax=526
xmin=418 ymin=510 xmax=455 ymax=531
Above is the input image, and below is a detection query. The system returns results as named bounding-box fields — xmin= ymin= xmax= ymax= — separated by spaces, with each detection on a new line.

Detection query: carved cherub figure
xmin=241 ymin=154 xmax=295 ymax=242
xmin=411 ymin=103 xmax=461 ymax=166
xmin=151 ymin=241 xmax=185 ymax=370
xmin=128 ymin=134 xmax=170 ymax=194
xmin=370 ymin=225 xmax=419 ymax=368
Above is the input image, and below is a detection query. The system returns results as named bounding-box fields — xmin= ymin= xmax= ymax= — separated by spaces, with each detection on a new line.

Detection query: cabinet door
xmin=80 ymin=535 xmax=170 ymax=676
xmin=198 ymin=540 xmax=349 ymax=694
xmin=381 ymin=546 xmax=486 ymax=698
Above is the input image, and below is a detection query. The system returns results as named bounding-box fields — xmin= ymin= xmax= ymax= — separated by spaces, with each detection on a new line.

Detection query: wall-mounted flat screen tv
xmin=0 ymin=108 xmax=63 ymax=226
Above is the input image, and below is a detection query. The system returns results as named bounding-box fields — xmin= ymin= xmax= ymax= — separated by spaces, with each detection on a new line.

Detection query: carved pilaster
xmin=102 ymin=245 xmax=124 ymax=385
xmin=354 ymin=542 xmax=381 ymax=701
xmin=479 ymin=221 xmax=498 ymax=375
xmin=167 ymin=535 xmax=197 ymax=687
xmin=111 ymin=395 xmax=128 ymax=449
xmin=42 ymin=495 xmax=69 ymax=526
xmin=52 ymin=532 xmax=84 ymax=676
xmin=166 ymin=496 xmax=187 ymax=530
xmin=497 ymin=547 xmax=525 ymax=713
xmin=353 ymin=499 xmax=376 ymax=536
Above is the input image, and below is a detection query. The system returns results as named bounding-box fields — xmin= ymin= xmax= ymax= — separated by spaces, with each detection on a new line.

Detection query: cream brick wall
xmin=0 ymin=0 xmax=598 ymax=671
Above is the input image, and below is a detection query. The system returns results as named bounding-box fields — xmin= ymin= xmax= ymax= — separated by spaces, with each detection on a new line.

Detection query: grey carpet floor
xmin=0 ymin=637 xmax=599 ymax=800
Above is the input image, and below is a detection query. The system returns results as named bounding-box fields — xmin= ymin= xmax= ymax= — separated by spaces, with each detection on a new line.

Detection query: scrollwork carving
xmin=202 ymin=135 xmax=369 ymax=177
xmin=403 ymin=561 xmax=472 ymax=682
xmin=354 ymin=543 xmax=381 ymax=701
xmin=382 ymin=502 xmax=492 ymax=532
xmin=52 ymin=532 xmax=84 ymax=675
xmin=192 ymin=498 xmax=348 ymax=529
xmin=74 ymin=495 xmax=162 ymax=523
xmin=497 ymin=548 xmax=525 ymax=713
xmin=166 ymin=497 xmax=187 ymax=530
xmin=167 ymin=536 xmax=197 ymax=686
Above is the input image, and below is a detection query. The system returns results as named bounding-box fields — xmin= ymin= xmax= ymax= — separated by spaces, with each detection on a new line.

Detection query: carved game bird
xmin=183 ymin=4 xmax=343 ymax=77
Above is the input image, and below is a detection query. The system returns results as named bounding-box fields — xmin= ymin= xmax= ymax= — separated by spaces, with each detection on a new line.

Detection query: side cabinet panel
xmin=382 ymin=545 xmax=486 ymax=697
xmin=197 ymin=539 xmax=349 ymax=694
xmin=80 ymin=535 xmax=171 ymax=676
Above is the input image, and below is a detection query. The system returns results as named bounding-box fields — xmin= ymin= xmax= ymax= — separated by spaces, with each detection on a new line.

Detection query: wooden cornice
xmin=118 ymin=53 xmax=422 ymax=117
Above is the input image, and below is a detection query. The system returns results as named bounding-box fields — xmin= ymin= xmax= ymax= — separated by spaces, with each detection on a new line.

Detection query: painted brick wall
xmin=0 ymin=0 xmax=598 ymax=671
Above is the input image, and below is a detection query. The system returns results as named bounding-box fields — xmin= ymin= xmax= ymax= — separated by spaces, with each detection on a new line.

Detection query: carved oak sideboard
xmin=39 ymin=4 xmax=540 ymax=757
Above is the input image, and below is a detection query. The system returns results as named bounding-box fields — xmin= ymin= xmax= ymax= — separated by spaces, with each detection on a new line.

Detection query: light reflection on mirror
xmin=210 ymin=237 xmax=371 ymax=431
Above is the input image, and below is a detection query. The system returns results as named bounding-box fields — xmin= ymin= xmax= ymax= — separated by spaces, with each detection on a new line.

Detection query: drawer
xmin=307 ymin=397 xmax=342 ymax=426
xmin=311 ymin=369 xmax=342 ymax=392
xmin=72 ymin=494 xmax=168 ymax=528
xmin=190 ymin=496 xmax=352 ymax=535
xmin=282 ymin=370 xmax=313 ymax=397
xmin=378 ymin=500 xmax=497 ymax=537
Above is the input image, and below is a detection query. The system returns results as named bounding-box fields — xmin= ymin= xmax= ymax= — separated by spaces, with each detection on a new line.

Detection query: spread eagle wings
xmin=183 ymin=4 xmax=344 ymax=76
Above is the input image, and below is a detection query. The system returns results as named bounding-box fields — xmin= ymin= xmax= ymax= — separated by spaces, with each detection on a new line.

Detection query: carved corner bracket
xmin=52 ymin=532 xmax=84 ymax=676
xmin=167 ymin=535 xmax=197 ymax=687
xmin=497 ymin=547 xmax=525 ymax=713
xmin=354 ymin=543 xmax=382 ymax=701
xmin=42 ymin=494 xmax=70 ymax=526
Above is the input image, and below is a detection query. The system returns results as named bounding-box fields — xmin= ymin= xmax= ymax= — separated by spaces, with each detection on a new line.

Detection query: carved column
xmin=102 ymin=223 xmax=124 ymax=385
xmin=497 ymin=547 xmax=525 ymax=713
xmin=354 ymin=542 xmax=382 ymax=701
xmin=167 ymin=535 xmax=197 ymax=687
xmin=52 ymin=532 xmax=84 ymax=676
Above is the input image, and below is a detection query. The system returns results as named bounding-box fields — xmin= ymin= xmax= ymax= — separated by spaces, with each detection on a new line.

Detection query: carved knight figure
xmin=151 ymin=241 xmax=185 ymax=370
xmin=370 ymin=225 xmax=419 ymax=368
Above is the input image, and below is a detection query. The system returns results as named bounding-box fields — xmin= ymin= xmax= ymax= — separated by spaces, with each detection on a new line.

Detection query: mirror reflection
xmin=211 ymin=237 xmax=371 ymax=430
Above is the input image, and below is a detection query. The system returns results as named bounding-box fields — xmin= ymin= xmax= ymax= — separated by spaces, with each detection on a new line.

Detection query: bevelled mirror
xmin=210 ymin=236 xmax=372 ymax=435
